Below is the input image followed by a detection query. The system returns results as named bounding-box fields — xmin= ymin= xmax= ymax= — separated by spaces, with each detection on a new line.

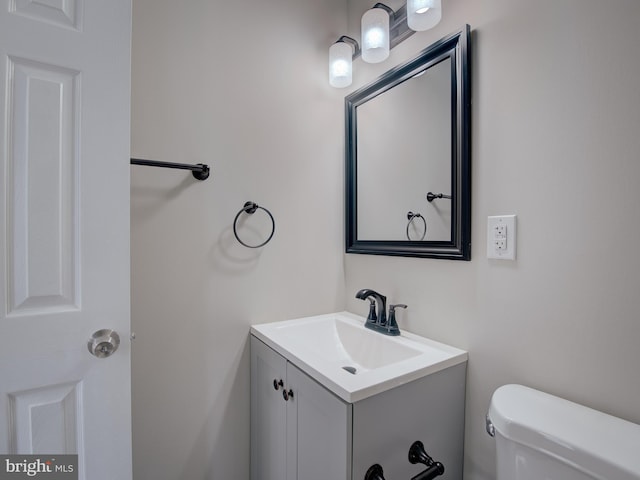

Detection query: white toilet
xmin=487 ymin=384 xmax=640 ymax=480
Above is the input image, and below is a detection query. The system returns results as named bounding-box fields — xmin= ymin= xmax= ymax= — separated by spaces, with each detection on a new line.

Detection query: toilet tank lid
xmin=488 ymin=384 xmax=640 ymax=480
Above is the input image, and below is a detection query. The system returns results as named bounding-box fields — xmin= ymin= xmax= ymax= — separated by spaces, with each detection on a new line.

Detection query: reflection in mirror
xmin=345 ymin=25 xmax=470 ymax=260
xmin=357 ymin=57 xmax=452 ymax=241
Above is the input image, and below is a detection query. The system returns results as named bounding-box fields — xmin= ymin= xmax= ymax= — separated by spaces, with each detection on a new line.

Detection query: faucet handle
xmin=389 ymin=304 xmax=407 ymax=310
xmin=366 ymin=298 xmax=378 ymax=323
xmin=386 ymin=304 xmax=406 ymax=336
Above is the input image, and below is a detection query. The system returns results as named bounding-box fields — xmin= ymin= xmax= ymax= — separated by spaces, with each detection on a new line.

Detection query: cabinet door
xmin=286 ymin=363 xmax=352 ymax=480
xmin=251 ymin=337 xmax=288 ymax=480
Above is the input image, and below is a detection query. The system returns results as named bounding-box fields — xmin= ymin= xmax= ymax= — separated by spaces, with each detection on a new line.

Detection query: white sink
xmin=251 ymin=312 xmax=468 ymax=402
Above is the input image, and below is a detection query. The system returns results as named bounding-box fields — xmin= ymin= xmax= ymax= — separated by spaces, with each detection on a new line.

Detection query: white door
xmin=0 ymin=1 xmax=132 ymax=479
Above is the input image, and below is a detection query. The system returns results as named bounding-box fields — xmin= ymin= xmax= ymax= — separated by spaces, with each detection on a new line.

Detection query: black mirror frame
xmin=345 ymin=25 xmax=471 ymax=260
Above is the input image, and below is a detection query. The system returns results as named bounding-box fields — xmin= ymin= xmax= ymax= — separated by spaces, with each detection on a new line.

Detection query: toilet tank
xmin=487 ymin=384 xmax=640 ymax=480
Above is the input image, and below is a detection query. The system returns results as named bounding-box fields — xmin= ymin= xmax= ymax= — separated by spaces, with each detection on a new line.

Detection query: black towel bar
xmin=130 ymin=158 xmax=210 ymax=181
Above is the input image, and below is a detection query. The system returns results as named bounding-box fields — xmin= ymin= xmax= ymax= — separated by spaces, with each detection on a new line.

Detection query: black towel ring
xmin=406 ymin=211 xmax=427 ymax=241
xmin=233 ymin=201 xmax=275 ymax=248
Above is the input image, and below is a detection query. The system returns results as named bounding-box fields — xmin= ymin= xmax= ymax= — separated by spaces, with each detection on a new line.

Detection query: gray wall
xmin=131 ymin=0 xmax=640 ymax=479
xmin=130 ymin=0 xmax=346 ymax=478
xmin=345 ymin=1 xmax=640 ymax=479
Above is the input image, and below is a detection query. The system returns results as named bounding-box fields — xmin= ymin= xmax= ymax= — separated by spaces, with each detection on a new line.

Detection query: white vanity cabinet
xmin=250 ymin=334 xmax=467 ymax=480
xmin=250 ymin=336 xmax=352 ymax=480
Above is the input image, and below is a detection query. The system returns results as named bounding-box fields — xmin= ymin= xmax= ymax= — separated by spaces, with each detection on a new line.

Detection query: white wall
xmin=344 ymin=1 xmax=640 ymax=479
xmin=131 ymin=0 xmax=640 ymax=479
xmin=130 ymin=0 xmax=346 ymax=478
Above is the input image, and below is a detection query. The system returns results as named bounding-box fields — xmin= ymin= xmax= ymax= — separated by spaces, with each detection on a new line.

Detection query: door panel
xmin=9 ymin=380 xmax=82 ymax=453
xmin=10 ymin=0 xmax=82 ymax=30
xmin=0 ymin=1 xmax=132 ymax=478
xmin=6 ymin=56 xmax=79 ymax=316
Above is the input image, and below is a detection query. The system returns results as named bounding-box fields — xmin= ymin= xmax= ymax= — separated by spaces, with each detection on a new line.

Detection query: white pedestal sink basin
xmin=251 ymin=311 xmax=467 ymax=402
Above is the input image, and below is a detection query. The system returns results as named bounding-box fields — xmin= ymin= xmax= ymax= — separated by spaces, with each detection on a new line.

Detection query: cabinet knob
xmin=282 ymin=389 xmax=294 ymax=401
xmin=273 ymin=379 xmax=284 ymax=390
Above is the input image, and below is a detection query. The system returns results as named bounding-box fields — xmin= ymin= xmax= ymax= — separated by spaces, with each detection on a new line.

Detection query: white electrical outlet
xmin=487 ymin=215 xmax=516 ymax=260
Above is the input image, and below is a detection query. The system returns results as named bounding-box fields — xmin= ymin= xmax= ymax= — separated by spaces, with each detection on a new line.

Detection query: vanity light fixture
xmin=329 ymin=36 xmax=360 ymax=88
xmin=329 ymin=3 xmax=418 ymax=87
xmin=361 ymin=3 xmax=393 ymax=63
xmin=406 ymin=0 xmax=442 ymax=31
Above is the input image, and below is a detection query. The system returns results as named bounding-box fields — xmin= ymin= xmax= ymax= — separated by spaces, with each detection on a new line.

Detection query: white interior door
xmin=0 ymin=1 xmax=132 ymax=479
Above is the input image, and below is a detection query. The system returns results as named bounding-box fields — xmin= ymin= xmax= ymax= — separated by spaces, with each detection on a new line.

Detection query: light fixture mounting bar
xmin=386 ymin=3 xmax=415 ymax=50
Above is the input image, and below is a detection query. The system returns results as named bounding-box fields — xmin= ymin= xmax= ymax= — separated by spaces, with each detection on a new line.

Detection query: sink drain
xmin=342 ymin=366 xmax=357 ymax=375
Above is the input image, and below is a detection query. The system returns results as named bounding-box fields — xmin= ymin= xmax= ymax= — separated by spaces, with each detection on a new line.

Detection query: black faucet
xmin=355 ymin=289 xmax=387 ymax=327
xmin=356 ymin=289 xmax=406 ymax=336
xmin=355 ymin=289 xmax=388 ymax=331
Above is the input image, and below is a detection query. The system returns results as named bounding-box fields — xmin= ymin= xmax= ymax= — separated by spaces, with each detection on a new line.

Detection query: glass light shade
xmin=407 ymin=0 xmax=441 ymax=31
xmin=329 ymin=41 xmax=353 ymax=88
xmin=361 ymin=7 xmax=389 ymax=63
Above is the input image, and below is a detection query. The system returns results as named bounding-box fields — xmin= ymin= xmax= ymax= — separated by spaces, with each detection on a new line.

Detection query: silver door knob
xmin=88 ymin=329 xmax=120 ymax=358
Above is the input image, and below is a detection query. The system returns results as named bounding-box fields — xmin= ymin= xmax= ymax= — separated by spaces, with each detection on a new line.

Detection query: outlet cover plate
xmin=487 ymin=215 xmax=516 ymax=260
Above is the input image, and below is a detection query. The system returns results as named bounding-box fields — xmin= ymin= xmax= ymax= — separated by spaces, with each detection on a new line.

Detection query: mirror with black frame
xmin=345 ymin=25 xmax=471 ymax=260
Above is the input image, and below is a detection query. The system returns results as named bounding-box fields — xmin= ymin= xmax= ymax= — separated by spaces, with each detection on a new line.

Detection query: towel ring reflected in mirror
xmin=406 ymin=211 xmax=427 ymax=241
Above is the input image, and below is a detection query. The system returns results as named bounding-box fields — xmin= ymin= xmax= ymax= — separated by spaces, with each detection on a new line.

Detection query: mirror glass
xmin=345 ymin=26 xmax=470 ymax=259
xmin=357 ymin=57 xmax=452 ymax=241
